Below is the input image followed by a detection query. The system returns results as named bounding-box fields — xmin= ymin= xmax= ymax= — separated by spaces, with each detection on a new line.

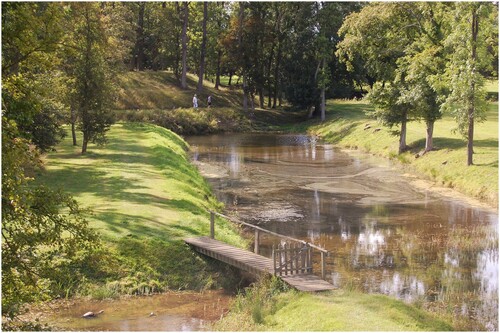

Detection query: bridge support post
xmin=254 ymin=229 xmax=260 ymax=254
xmin=272 ymin=245 xmax=276 ymax=275
xmin=210 ymin=211 xmax=215 ymax=239
xmin=321 ymin=252 xmax=326 ymax=279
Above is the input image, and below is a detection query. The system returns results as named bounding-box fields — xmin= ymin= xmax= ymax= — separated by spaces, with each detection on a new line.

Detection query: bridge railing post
xmin=210 ymin=211 xmax=215 ymax=239
xmin=254 ymin=229 xmax=259 ymax=254
xmin=321 ymin=251 xmax=326 ymax=279
xmin=272 ymin=245 xmax=276 ymax=275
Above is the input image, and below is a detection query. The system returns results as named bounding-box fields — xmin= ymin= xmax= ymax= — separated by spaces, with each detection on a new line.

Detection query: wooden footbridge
xmin=184 ymin=212 xmax=335 ymax=292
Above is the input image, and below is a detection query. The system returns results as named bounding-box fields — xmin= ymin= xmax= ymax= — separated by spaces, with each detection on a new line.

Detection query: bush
xmin=113 ymin=108 xmax=251 ymax=135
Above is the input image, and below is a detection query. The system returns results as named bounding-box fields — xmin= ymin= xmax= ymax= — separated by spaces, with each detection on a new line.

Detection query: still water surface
xmin=187 ymin=133 xmax=498 ymax=331
xmin=44 ymin=291 xmax=231 ymax=331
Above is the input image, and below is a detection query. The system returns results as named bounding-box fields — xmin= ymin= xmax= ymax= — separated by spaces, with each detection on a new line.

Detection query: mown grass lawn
xmin=114 ymin=71 xmax=244 ymax=110
xmin=38 ymin=123 xmax=247 ymax=295
xmin=213 ymin=283 xmax=454 ymax=331
xmin=41 ymin=122 xmax=243 ymax=244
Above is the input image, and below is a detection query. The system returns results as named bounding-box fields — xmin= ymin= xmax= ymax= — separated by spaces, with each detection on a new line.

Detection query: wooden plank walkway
xmin=184 ymin=236 xmax=335 ymax=292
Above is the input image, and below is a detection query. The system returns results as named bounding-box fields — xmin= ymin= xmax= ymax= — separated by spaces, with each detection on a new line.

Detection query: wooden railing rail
xmin=209 ymin=211 xmax=328 ymax=279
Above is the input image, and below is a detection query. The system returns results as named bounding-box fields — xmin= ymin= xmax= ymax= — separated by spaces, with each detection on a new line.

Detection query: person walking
xmin=207 ymin=95 xmax=212 ymax=108
xmin=193 ymin=94 xmax=198 ymax=108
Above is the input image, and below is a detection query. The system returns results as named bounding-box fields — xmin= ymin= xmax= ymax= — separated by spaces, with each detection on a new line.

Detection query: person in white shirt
xmin=193 ymin=94 xmax=198 ymax=108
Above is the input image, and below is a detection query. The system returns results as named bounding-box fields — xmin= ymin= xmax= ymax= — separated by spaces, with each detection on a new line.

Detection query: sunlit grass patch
xmin=37 ymin=123 xmax=247 ymax=294
xmin=114 ymin=71 xmax=244 ymax=110
xmin=213 ymin=279 xmax=453 ymax=331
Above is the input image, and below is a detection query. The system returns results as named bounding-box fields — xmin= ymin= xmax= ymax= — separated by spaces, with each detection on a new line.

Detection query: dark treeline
xmin=119 ymin=2 xmax=366 ymax=110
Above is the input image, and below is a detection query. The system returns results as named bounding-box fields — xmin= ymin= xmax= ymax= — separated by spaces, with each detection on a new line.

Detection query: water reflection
xmin=186 ymin=133 xmax=498 ymax=331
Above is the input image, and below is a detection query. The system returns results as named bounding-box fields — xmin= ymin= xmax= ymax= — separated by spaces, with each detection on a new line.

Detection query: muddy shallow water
xmin=187 ymin=133 xmax=499 ymax=331
xmin=37 ymin=291 xmax=231 ymax=331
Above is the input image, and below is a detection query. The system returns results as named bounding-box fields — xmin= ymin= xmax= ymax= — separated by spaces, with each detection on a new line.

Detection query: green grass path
xmin=39 ymin=123 xmax=245 ymax=294
xmin=42 ymin=123 xmax=239 ymax=244
xmin=213 ymin=288 xmax=453 ymax=331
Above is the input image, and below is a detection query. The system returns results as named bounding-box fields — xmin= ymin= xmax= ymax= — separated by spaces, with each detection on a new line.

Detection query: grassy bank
xmin=285 ymin=99 xmax=498 ymax=207
xmin=37 ymin=123 xmax=248 ymax=298
xmin=113 ymin=71 xmax=304 ymax=135
xmin=114 ymin=71 xmax=243 ymax=110
xmin=212 ymin=278 xmax=454 ymax=331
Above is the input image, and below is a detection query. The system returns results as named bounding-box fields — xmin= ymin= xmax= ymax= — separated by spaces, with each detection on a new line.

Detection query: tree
xmin=65 ymin=3 xmax=115 ymax=154
xmin=197 ymin=2 xmax=208 ymax=92
xmin=441 ymin=3 xmax=497 ymax=165
xmin=208 ymin=2 xmax=230 ymax=90
xmin=2 ymin=2 xmax=68 ymax=153
xmin=396 ymin=2 xmax=449 ymax=153
xmin=338 ymin=3 xmax=448 ymax=154
xmin=282 ymin=3 xmax=319 ymax=112
xmin=2 ymin=117 xmax=99 ymax=324
xmin=133 ymin=2 xmax=146 ymax=71
xmin=369 ymin=82 xmax=414 ymax=153
xmin=180 ymin=1 xmax=189 ymax=89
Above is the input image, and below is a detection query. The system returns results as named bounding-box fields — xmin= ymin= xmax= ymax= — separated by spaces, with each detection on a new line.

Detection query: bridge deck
xmin=184 ymin=236 xmax=335 ymax=292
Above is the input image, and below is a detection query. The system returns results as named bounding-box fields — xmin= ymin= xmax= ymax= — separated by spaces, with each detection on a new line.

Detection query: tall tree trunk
xmin=272 ymin=37 xmax=282 ymax=109
xmin=180 ymin=2 xmax=188 ymax=89
xmin=173 ymin=2 xmax=182 ymax=80
xmin=259 ymin=88 xmax=264 ymax=109
xmin=424 ymin=120 xmax=434 ymax=153
xmin=197 ymin=2 xmax=208 ymax=92
xmin=215 ymin=50 xmax=222 ymax=90
xmin=399 ymin=112 xmax=408 ymax=154
xmin=238 ymin=3 xmax=247 ymax=111
xmin=228 ymin=72 xmax=233 ymax=86
xmin=81 ymin=132 xmax=89 ymax=154
xmin=250 ymin=92 xmax=255 ymax=111
xmin=320 ymin=59 xmax=326 ymax=122
xmin=320 ymin=87 xmax=326 ymax=121
xmin=242 ymin=75 xmax=248 ymax=111
xmin=467 ymin=8 xmax=478 ymax=166
xmin=266 ymin=44 xmax=275 ymax=108
xmin=134 ymin=2 xmax=145 ymax=71
xmin=71 ymin=109 xmax=77 ymax=146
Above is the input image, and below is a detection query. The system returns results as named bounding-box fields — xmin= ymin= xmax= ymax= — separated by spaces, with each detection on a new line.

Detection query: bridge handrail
xmin=210 ymin=211 xmax=328 ymax=254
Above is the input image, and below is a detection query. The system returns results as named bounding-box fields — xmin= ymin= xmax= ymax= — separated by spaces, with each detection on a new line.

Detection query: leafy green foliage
xmin=65 ymin=3 xmax=117 ymax=153
xmin=441 ymin=3 xmax=495 ymax=138
xmin=338 ymin=2 xmax=497 ymax=158
xmin=1 ymin=118 xmax=100 ymax=320
xmin=2 ymin=3 xmax=69 ymax=153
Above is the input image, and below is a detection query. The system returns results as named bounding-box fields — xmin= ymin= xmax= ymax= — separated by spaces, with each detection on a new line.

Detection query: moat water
xmin=187 ymin=133 xmax=498 ymax=331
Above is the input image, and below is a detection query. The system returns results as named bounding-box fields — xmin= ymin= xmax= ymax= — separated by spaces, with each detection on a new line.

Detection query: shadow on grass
xmin=95 ymin=210 xmax=207 ymax=240
xmin=39 ymin=124 xmax=213 ymax=241
xmin=355 ymin=294 xmax=453 ymax=331
xmin=321 ymin=123 xmax=359 ymax=144
xmin=408 ymin=137 xmax=498 ymax=152
xmin=327 ymin=100 xmax=374 ymax=121
xmin=38 ymin=166 xmax=146 ymax=196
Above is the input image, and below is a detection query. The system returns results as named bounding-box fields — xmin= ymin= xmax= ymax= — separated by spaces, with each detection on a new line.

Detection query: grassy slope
xmin=112 ymin=71 xmax=304 ymax=134
xmin=39 ymin=123 xmax=247 ymax=294
xmin=213 ymin=283 xmax=453 ymax=331
xmin=114 ymin=71 xmax=243 ymax=110
xmin=285 ymin=99 xmax=498 ymax=207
